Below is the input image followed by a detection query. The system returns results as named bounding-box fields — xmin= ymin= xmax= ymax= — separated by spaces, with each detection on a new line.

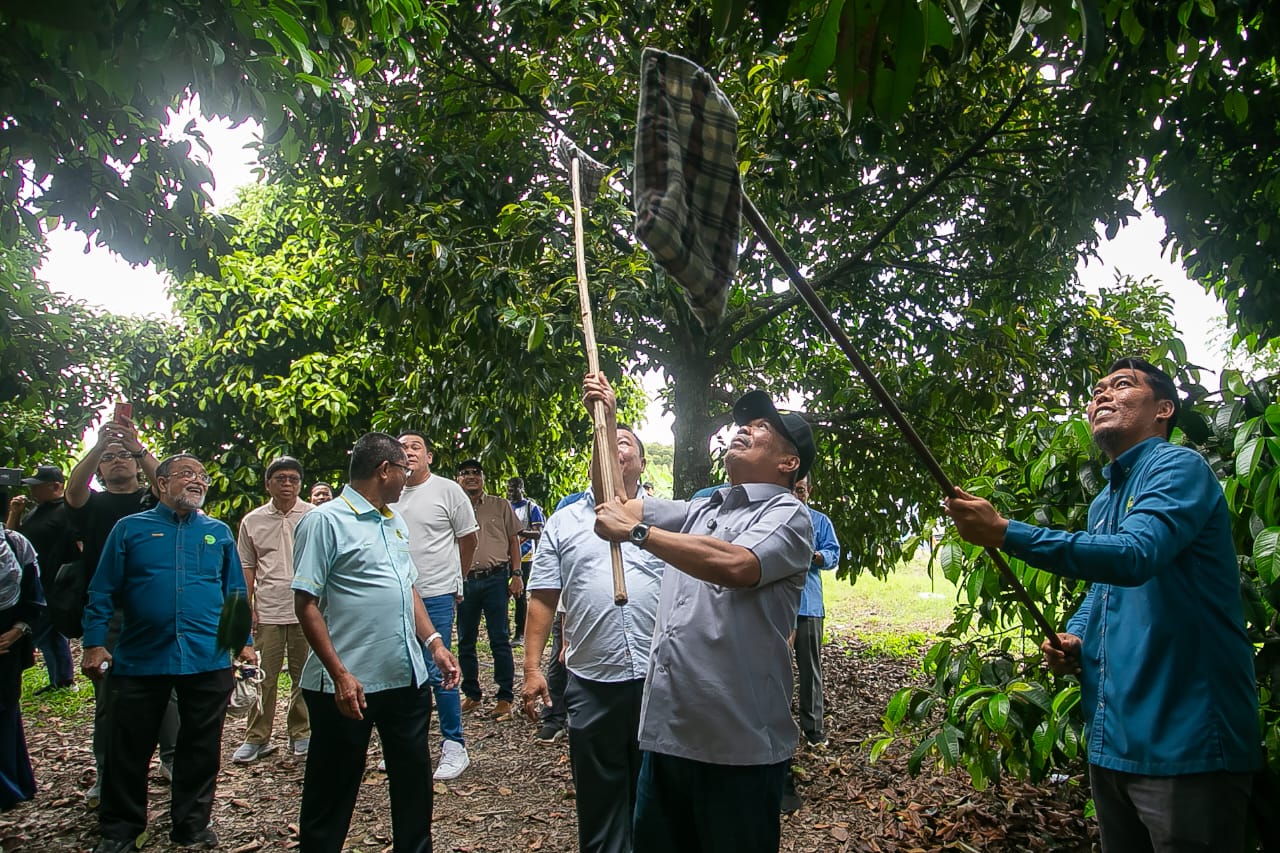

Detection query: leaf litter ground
xmin=1 ymin=633 xmax=1096 ymax=851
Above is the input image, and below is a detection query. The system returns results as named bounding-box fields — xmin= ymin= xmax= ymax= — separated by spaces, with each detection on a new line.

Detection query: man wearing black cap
xmin=587 ymin=374 xmax=815 ymax=852
xmin=8 ymin=466 xmax=78 ymax=692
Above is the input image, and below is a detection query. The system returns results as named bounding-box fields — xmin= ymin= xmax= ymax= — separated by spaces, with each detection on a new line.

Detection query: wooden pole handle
xmin=572 ymin=156 xmax=628 ymax=606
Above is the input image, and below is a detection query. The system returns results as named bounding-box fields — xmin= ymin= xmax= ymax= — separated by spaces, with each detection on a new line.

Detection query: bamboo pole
xmin=570 ymin=156 xmax=629 ymax=606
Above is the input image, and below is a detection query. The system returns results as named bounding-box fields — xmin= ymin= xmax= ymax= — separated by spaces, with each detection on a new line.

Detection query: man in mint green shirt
xmin=292 ymin=433 xmax=459 ymax=853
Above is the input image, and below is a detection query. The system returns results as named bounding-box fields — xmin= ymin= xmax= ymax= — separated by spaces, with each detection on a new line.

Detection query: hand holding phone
xmin=113 ymin=402 xmax=133 ymax=424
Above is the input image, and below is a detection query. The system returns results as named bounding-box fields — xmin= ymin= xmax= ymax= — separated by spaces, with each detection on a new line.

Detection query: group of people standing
xmin=0 ymin=355 xmax=1264 ymax=853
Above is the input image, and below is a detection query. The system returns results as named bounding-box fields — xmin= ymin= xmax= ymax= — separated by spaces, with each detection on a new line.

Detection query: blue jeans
xmin=421 ymin=593 xmax=462 ymax=746
xmin=33 ymin=621 xmax=74 ymax=687
xmin=457 ymin=573 xmax=514 ymax=703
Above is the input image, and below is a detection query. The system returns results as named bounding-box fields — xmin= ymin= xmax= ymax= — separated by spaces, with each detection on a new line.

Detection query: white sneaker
xmin=232 ymin=741 xmax=278 ymax=764
xmin=433 ymin=740 xmax=470 ymax=780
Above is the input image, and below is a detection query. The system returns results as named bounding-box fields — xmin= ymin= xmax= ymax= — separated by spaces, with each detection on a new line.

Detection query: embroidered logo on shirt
xmin=204 ymin=534 xmax=216 ymax=545
xmin=395 ymin=529 xmax=404 ymax=539
xmin=1125 ymin=496 xmax=1135 ymax=513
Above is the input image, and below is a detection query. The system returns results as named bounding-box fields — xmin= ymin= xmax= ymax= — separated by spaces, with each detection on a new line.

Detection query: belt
xmin=468 ymin=564 xmax=511 ymax=580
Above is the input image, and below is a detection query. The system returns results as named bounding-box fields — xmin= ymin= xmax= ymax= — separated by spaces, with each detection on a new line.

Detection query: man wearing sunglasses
xmin=83 ymin=453 xmax=255 ymax=852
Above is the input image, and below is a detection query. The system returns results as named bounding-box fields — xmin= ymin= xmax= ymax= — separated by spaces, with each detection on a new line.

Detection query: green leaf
xmin=983 ymin=692 xmax=1011 ymax=731
xmin=936 ymin=722 xmax=963 ymax=767
xmin=870 ymin=0 xmax=926 ymax=122
xmin=1224 ymin=90 xmax=1249 ymax=124
xmin=1237 ymin=437 xmax=1264 ymax=482
xmin=907 ymin=734 xmax=935 ymax=775
xmin=1256 ymin=527 xmax=1280 ymax=585
xmin=938 ymin=539 xmax=965 ymax=584
xmin=869 ymin=736 xmax=894 ymax=763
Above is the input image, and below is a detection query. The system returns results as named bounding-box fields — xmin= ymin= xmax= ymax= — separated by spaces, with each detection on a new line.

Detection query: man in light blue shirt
xmin=522 ymin=423 xmax=666 ymax=853
xmin=947 ymin=358 xmax=1260 ymax=852
xmin=82 ymin=453 xmax=255 ymax=853
xmin=292 ymin=433 xmax=460 ymax=853
xmin=792 ymin=475 xmax=839 ymax=749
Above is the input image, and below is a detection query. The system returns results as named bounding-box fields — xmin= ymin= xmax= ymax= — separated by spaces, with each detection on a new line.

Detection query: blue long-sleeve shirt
xmin=1003 ymin=436 xmax=1260 ymax=775
xmin=84 ymin=504 xmax=248 ymax=676
xmin=798 ymin=507 xmax=839 ymax=618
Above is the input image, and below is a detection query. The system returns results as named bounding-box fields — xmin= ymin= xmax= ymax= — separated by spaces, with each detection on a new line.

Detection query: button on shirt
xmin=1003 ymin=436 xmax=1260 ymax=775
xmin=291 ymin=486 xmax=427 ymax=694
xmin=83 ymin=505 xmax=247 ymax=676
xmin=237 ymin=500 xmax=313 ymax=625
xmin=528 ymin=488 xmax=665 ymax=682
xmin=639 ymin=483 xmax=813 ymax=766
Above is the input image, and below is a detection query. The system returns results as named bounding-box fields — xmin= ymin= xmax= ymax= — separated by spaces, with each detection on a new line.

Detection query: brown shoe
xmin=492 ymin=700 xmax=513 ymax=720
xmin=461 ymin=696 xmax=481 ymax=714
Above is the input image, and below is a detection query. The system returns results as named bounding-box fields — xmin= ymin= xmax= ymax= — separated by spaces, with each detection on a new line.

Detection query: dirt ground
xmin=0 ymin=633 xmax=1097 ymax=852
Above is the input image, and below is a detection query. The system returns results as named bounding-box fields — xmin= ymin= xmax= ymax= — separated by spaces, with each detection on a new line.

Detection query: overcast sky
xmin=40 ymin=107 xmax=1226 ymax=447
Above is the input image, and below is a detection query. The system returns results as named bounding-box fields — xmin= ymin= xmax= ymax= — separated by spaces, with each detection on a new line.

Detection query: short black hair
xmin=156 ymin=453 xmax=202 ymax=478
xmin=617 ymin=423 xmax=645 ymax=461
xmin=350 ymin=433 xmax=407 ymax=481
xmin=1106 ymin=357 xmax=1179 ymax=438
xmin=508 ymin=476 xmax=525 ymax=488
xmin=398 ymin=430 xmax=432 ymax=453
xmin=266 ymin=456 xmax=304 ymax=480
xmin=311 ymin=481 xmax=334 ymax=492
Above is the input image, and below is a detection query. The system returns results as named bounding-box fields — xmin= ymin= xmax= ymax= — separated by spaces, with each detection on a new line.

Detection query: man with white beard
xmin=83 ymin=453 xmax=256 ymax=852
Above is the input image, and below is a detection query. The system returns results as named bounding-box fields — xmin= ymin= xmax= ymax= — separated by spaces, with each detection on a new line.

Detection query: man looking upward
xmin=946 ymin=358 xmax=1260 ymax=852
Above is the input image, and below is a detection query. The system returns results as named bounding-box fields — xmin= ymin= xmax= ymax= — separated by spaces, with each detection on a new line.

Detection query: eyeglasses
xmin=457 ymin=469 xmax=483 ymax=477
xmin=388 ymin=462 xmax=413 ymax=476
xmin=166 ymin=469 xmax=212 ymax=485
xmin=100 ymin=452 xmax=135 ymax=463
xmin=270 ymin=474 xmax=302 ymax=485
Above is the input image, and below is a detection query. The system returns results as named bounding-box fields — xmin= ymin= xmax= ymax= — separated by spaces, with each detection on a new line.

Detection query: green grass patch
xmin=824 ymin=551 xmax=957 ymax=638
xmin=20 ymin=664 xmax=94 ymax=723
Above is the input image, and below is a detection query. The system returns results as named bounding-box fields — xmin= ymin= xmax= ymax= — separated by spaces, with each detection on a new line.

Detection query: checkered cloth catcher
xmin=633 ymin=48 xmax=741 ymax=332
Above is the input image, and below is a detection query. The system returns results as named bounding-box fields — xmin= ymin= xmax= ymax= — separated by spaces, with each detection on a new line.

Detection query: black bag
xmin=47 ymin=559 xmax=89 ymax=639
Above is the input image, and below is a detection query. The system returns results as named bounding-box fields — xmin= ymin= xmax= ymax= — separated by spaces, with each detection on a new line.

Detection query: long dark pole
xmin=741 ymin=195 xmax=1062 ymax=650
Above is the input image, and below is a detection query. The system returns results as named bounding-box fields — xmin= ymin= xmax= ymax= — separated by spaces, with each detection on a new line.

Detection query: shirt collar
xmin=339 ymin=485 xmax=394 ymax=519
xmin=154 ymin=503 xmax=195 ymax=524
xmin=708 ymin=482 xmax=792 ymax=509
xmin=1102 ymin=435 xmax=1165 ymax=484
xmin=582 ymin=483 xmax=647 ymax=506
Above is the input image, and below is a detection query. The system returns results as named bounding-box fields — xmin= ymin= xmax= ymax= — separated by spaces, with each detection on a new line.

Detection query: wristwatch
xmin=629 ymin=523 xmax=651 ymax=548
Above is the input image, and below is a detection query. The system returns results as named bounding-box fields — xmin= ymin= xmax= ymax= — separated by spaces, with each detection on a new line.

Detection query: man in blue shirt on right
xmin=947 ymin=357 xmax=1260 ymax=852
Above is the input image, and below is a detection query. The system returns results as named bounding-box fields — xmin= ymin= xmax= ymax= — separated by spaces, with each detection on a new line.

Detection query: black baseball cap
xmin=732 ymin=391 xmax=816 ymax=481
xmin=456 ymin=459 xmax=484 ymax=474
xmin=22 ymin=465 xmax=65 ymax=485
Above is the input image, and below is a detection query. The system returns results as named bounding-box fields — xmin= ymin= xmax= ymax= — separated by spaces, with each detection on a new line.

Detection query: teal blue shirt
xmin=83 ymin=504 xmax=246 ymax=676
xmin=291 ymin=486 xmax=428 ymax=694
xmin=1004 ymin=436 xmax=1260 ymax=775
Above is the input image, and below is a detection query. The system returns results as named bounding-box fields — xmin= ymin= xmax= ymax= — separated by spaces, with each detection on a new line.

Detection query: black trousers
xmin=539 ymin=615 xmax=568 ymax=729
xmin=633 ymin=752 xmax=789 ymax=853
xmin=300 ymin=684 xmax=435 ymax=853
xmin=565 ymin=674 xmax=645 ymax=853
xmin=99 ymin=669 xmax=234 ymax=841
xmin=512 ymin=561 xmax=532 ymax=637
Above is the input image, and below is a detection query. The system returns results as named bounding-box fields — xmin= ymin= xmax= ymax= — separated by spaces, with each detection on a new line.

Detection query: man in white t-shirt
xmin=391 ymin=431 xmax=479 ymax=780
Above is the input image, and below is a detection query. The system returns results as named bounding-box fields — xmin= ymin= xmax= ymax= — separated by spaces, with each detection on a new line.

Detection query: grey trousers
xmin=1089 ymin=764 xmax=1253 ymax=853
xmin=794 ymin=615 xmax=824 ymax=741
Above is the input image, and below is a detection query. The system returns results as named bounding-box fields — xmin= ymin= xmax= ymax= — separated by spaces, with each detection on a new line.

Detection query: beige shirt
xmin=237 ymin=499 xmax=313 ymax=624
xmin=469 ymin=493 xmax=520 ymax=571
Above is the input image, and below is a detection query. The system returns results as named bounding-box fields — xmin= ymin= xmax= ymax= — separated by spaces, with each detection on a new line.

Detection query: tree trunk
xmin=668 ymin=353 xmax=718 ymax=499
